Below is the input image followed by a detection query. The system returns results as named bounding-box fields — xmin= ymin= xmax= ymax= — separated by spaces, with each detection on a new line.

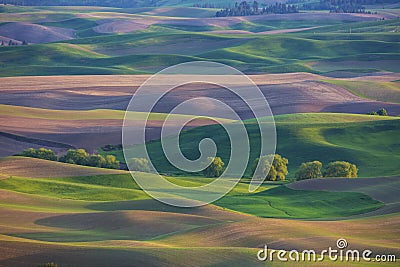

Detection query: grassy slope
xmin=0 ymin=104 xmax=233 ymax=122
xmin=322 ymin=79 xmax=400 ymax=103
xmin=1 ymin=19 xmax=399 ymax=76
xmin=0 ymin=170 xmax=383 ymax=219
xmin=109 ymin=113 xmax=400 ymax=177
xmin=0 ymin=159 xmax=397 ymax=266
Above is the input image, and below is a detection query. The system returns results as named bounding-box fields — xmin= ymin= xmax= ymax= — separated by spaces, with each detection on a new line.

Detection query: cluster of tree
xmin=101 ymin=144 xmax=123 ymax=151
xmin=59 ymin=149 xmax=120 ymax=169
xmin=301 ymin=0 xmax=382 ymax=13
xmin=0 ymin=40 xmax=27 ymax=46
xmin=38 ymin=263 xmax=58 ymax=267
xmin=367 ymin=107 xmax=388 ymax=116
xmin=252 ymin=154 xmax=289 ymax=181
xmin=20 ymin=148 xmax=120 ymax=169
xmin=21 ymin=148 xmax=57 ymax=161
xmin=192 ymin=3 xmax=219 ymax=8
xmin=216 ymin=1 xmax=298 ymax=17
xmin=129 ymin=157 xmax=151 ymax=172
xmin=295 ymin=160 xmax=358 ymax=180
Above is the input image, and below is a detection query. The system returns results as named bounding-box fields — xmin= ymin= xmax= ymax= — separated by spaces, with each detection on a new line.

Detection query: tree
xmin=377 ymin=108 xmax=388 ymax=116
xmin=203 ymin=157 xmax=225 ymax=177
xmin=295 ymin=161 xmax=322 ymax=180
xmin=103 ymin=155 xmax=120 ymax=169
xmin=87 ymin=154 xmax=106 ymax=167
xmin=129 ymin=157 xmax=151 ymax=172
xmin=38 ymin=263 xmax=58 ymax=267
xmin=21 ymin=148 xmax=57 ymax=161
xmin=22 ymin=40 xmax=28 ymax=45
xmin=323 ymin=161 xmax=358 ymax=178
xmin=59 ymin=149 xmax=89 ymax=165
xmin=253 ymin=154 xmax=289 ymax=181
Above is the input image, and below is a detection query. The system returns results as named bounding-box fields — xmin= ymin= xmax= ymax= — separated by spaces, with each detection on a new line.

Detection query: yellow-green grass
xmin=0 ymin=104 xmax=234 ymax=122
xmin=1 ymin=26 xmax=399 ymax=76
xmin=0 ymin=171 xmax=383 ymax=219
xmin=322 ymin=80 xmax=400 ymax=103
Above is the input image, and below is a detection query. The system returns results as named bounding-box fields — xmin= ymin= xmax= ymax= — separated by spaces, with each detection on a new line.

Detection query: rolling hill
xmin=109 ymin=113 xmax=400 ymax=177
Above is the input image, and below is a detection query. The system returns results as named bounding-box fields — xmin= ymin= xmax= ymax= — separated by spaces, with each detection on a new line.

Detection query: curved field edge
xmin=322 ymin=79 xmax=400 ymax=104
xmin=0 ymin=159 xmax=385 ymax=219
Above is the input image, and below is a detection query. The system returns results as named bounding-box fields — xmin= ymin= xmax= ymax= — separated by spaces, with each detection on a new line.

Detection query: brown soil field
xmin=0 ymin=22 xmax=75 ymax=44
xmin=0 ymin=204 xmax=398 ymax=266
xmin=1 ymin=73 xmax=399 ymax=154
xmin=93 ymin=19 xmax=150 ymax=33
xmin=0 ymin=157 xmax=123 ymax=178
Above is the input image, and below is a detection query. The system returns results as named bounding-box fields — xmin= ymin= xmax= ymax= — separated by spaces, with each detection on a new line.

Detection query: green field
xmin=323 ymin=80 xmax=400 ymax=103
xmin=0 ymin=4 xmax=399 ymax=266
xmin=1 ymin=12 xmax=399 ymax=76
xmin=105 ymin=113 xmax=400 ymax=177
xmin=0 ymin=169 xmax=384 ymax=219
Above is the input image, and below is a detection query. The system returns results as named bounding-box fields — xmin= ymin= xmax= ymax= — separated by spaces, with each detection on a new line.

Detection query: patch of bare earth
xmin=0 ymin=157 xmax=123 ymax=178
xmin=0 ymin=22 xmax=75 ymax=44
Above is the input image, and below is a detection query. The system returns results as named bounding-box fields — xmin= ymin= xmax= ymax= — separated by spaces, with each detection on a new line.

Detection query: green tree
xmin=21 ymin=148 xmax=36 ymax=157
xmin=103 ymin=155 xmax=120 ymax=169
xmin=295 ymin=161 xmax=322 ymax=180
xmin=377 ymin=108 xmax=388 ymax=116
xmin=323 ymin=161 xmax=358 ymax=178
xmin=253 ymin=154 xmax=289 ymax=181
xmin=38 ymin=263 xmax=58 ymax=267
xmin=130 ymin=157 xmax=151 ymax=172
xmin=21 ymin=148 xmax=57 ymax=161
xmin=59 ymin=149 xmax=89 ymax=165
xmin=203 ymin=157 xmax=225 ymax=177
xmin=87 ymin=154 xmax=106 ymax=167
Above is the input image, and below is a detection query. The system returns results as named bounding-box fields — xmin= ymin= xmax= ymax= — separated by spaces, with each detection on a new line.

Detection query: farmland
xmin=0 ymin=2 xmax=399 ymax=266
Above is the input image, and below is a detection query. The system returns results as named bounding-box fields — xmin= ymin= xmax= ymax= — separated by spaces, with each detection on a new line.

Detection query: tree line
xmin=301 ymin=0 xmax=382 ymax=13
xmin=128 ymin=153 xmax=358 ymax=180
xmin=0 ymin=40 xmax=28 ymax=46
xmin=216 ymin=1 xmax=298 ymax=17
xmin=20 ymin=147 xmax=120 ymax=169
